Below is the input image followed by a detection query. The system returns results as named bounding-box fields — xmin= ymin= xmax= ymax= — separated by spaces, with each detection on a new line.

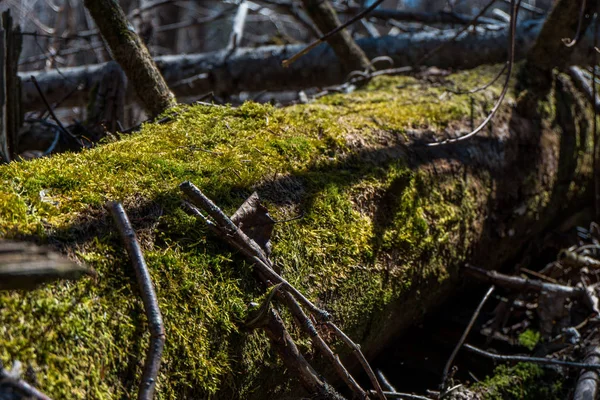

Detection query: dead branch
xmin=179 ymin=182 xmax=387 ymax=399
xmin=342 ymin=6 xmax=500 ymax=26
xmin=0 ymin=366 xmax=52 ymax=400
xmin=465 ymin=343 xmax=600 ymax=370
xmin=574 ymin=346 xmax=600 ymax=400
xmin=440 ymin=285 xmax=495 ymax=391
xmin=262 ymin=307 xmax=344 ymax=399
xmin=465 ymin=264 xmax=585 ymax=297
xmin=108 ymin=202 xmax=165 ymax=400
xmin=0 ymin=240 xmax=90 ymax=290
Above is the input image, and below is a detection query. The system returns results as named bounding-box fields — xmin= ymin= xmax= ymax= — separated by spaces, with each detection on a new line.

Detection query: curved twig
xmin=427 ymin=0 xmax=519 ymax=146
xmin=563 ymin=0 xmax=587 ymax=47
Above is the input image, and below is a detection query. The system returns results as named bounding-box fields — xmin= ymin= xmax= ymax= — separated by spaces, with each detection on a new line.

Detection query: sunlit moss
xmin=0 ymin=67 xmax=505 ymax=398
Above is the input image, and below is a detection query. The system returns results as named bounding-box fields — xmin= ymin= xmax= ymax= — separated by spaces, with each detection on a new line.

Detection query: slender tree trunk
xmin=83 ymin=0 xmax=176 ymax=118
xmin=301 ymin=0 xmax=372 ymax=72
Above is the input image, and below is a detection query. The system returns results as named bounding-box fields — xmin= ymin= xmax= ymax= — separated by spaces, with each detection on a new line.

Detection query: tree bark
xmin=300 ymin=0 xmax=372 ymax=72
xmin=83 ymin=0 xmax=176 ymax=118
xmin=522 ymin=0 xmax=599 ymax=90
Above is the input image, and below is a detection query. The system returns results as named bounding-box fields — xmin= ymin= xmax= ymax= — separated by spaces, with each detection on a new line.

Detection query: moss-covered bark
xmin=83 ymin=0 xmax=175 ymax=117
xmin=0 ymin=65 xmax=594 ymax=398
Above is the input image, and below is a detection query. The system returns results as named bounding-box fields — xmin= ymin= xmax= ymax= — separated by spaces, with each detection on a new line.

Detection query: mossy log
xmin=0 ymin=65 xmax=594 ymax=398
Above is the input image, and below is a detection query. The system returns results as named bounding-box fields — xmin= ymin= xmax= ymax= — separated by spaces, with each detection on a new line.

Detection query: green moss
xmin=518 ymin=330 xmax=541 ymax=351
xmin=0 ymin=68 xmax=504 ymax=398
xmin=474 ymin=363 xmax=564 ymax=400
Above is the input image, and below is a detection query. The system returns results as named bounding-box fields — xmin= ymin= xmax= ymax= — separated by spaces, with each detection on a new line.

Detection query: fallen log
xmin=0 ymin=65 xmax=595 ymax=398
xmin=18 ymin=19 xmax=554 ymax=111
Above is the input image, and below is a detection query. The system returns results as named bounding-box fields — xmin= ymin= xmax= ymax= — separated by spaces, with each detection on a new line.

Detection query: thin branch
xmin=29 ymin=75 xmax=81 ymax=145
xmin=464 ymin=264 xmax=584 ymax=297
xmin=282 ymin=0 xmax=384 ymax=67
xmin=563 ymin=0 xmax=588 ymax=47
xmin=108 ymin=202 xmax=165 ymax=400
xmin=502 ymin=0 xmax=545 ymax=15
xmin=341 ymin=6 xmax=500 ymax=25
xmin=427 ymin=0 xmax=519 ymax=146
xmin=0 ymin=369 xmax=53 ymax=400
xmin=465 ymin=344 xmax=600 ymax=369
xmin=371 ymin=391 xmax=432 ymax=400
xmin=416 ymin=0 xmax=498 ymax=66
xmin=440 ymin=285 xmax=495 ymax=391
xmin=447 ymin=63 xmax=507 ymax=95
xmin=326 ymin=321 xmax=386 ymax=400
xmin=180 ymin=181 xmax=330 ymax=320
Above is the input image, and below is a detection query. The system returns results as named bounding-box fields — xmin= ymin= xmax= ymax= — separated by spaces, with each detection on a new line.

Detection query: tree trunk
xmin=0 ymin=63 xmax=595 ymax=398
xmin=83 ymin=0 xmax=176 ymax=118
xmin=522 ymin=0 xmax=599 ymax=90
xmin=301 ymin=0 xmax=372 ymax=72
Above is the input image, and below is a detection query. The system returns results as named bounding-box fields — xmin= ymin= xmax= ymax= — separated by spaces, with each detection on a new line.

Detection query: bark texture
xmin=301 ymin=0 xmax=372 ymax=72
xmin=522 ymin=0 xmax=599 ymax=90
xmin=83 ymin=0 xmax=175 ymax=117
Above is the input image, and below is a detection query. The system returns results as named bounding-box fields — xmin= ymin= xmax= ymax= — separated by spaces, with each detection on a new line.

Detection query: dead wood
xmin=20 ymin=20 xmax=555 ymax=111
xmin=0 ymin=10 xmax=22 ymax=162
xmin=0 ymin=240 xmax=89 ymax=291
xmin=574 ymin=346 xmax=600 ymax=400
xmin=108 ymin=202 xmax=165 ymax=400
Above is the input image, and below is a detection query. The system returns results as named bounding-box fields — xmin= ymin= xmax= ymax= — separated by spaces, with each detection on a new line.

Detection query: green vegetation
xmin=475 ymin=363 xmax=564 ymax=400
xmin=0 ymin=66 xmax=505 ymax=398
xmin=518 ymin=329 xmax=541 ymax=351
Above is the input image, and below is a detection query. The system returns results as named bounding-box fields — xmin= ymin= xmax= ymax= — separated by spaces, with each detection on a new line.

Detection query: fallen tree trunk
xmin=17 ymin=19 xmax=559 ymax=111
xmin=0 ymin=65 xmax=594 ymax=398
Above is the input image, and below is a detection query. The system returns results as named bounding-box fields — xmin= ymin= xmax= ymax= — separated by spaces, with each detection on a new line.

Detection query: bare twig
xmin=441 ymin=285 xmax=495 ymax=391
xmin=427 ymin=0 xmax=519 ymax=146
xmin=465 ymin=344 xmax=600 ymax=370
xmin=283 ymin=291 xmax=367 ymax=398
xmin=180 ymin=181 xmax=330 ymax=320
xmin=341 ymin=6 xmax=499 ymax=25
xmin=0 ymin=367 xmax=53 ymax=400
xmin=29 ymin=75 xmax=81 ymax=145
xmin=326 ymin=321 xmax=386 ymax=400
xmin=563 ymin=0 xmax=588 ymax=47
xmin=464 ymin=264 xmax=584 ymax=297
xmin=108 ymin=202 xmax=165 ymax=400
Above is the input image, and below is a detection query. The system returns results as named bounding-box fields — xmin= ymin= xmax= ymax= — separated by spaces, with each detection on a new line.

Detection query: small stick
xmin=465 ymin=264 xmax=584 ymax=297
xmin=108 ymin=202 xmax=165 ymax=400
xmin=282 ymin=290 xmax=367 ymax=398
xmin=326 ymin=321 xmax=386 ymax=400
xmin=370 ymin=391 xmax=432 ymax=400
xmin=29 ymin=75 xmax=81 ymax=145
xmin=440 ymin=285 xmax=495 ymax=391
xmin=180 ymin=182 xmax=330 ymax=320
xmin=185 ymin=199 xmax=365 ymax=398
xmin=0 ymin=368 xmax=53 ymax=400
xmin=465 ymin=344 xmax=600 ymax=369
